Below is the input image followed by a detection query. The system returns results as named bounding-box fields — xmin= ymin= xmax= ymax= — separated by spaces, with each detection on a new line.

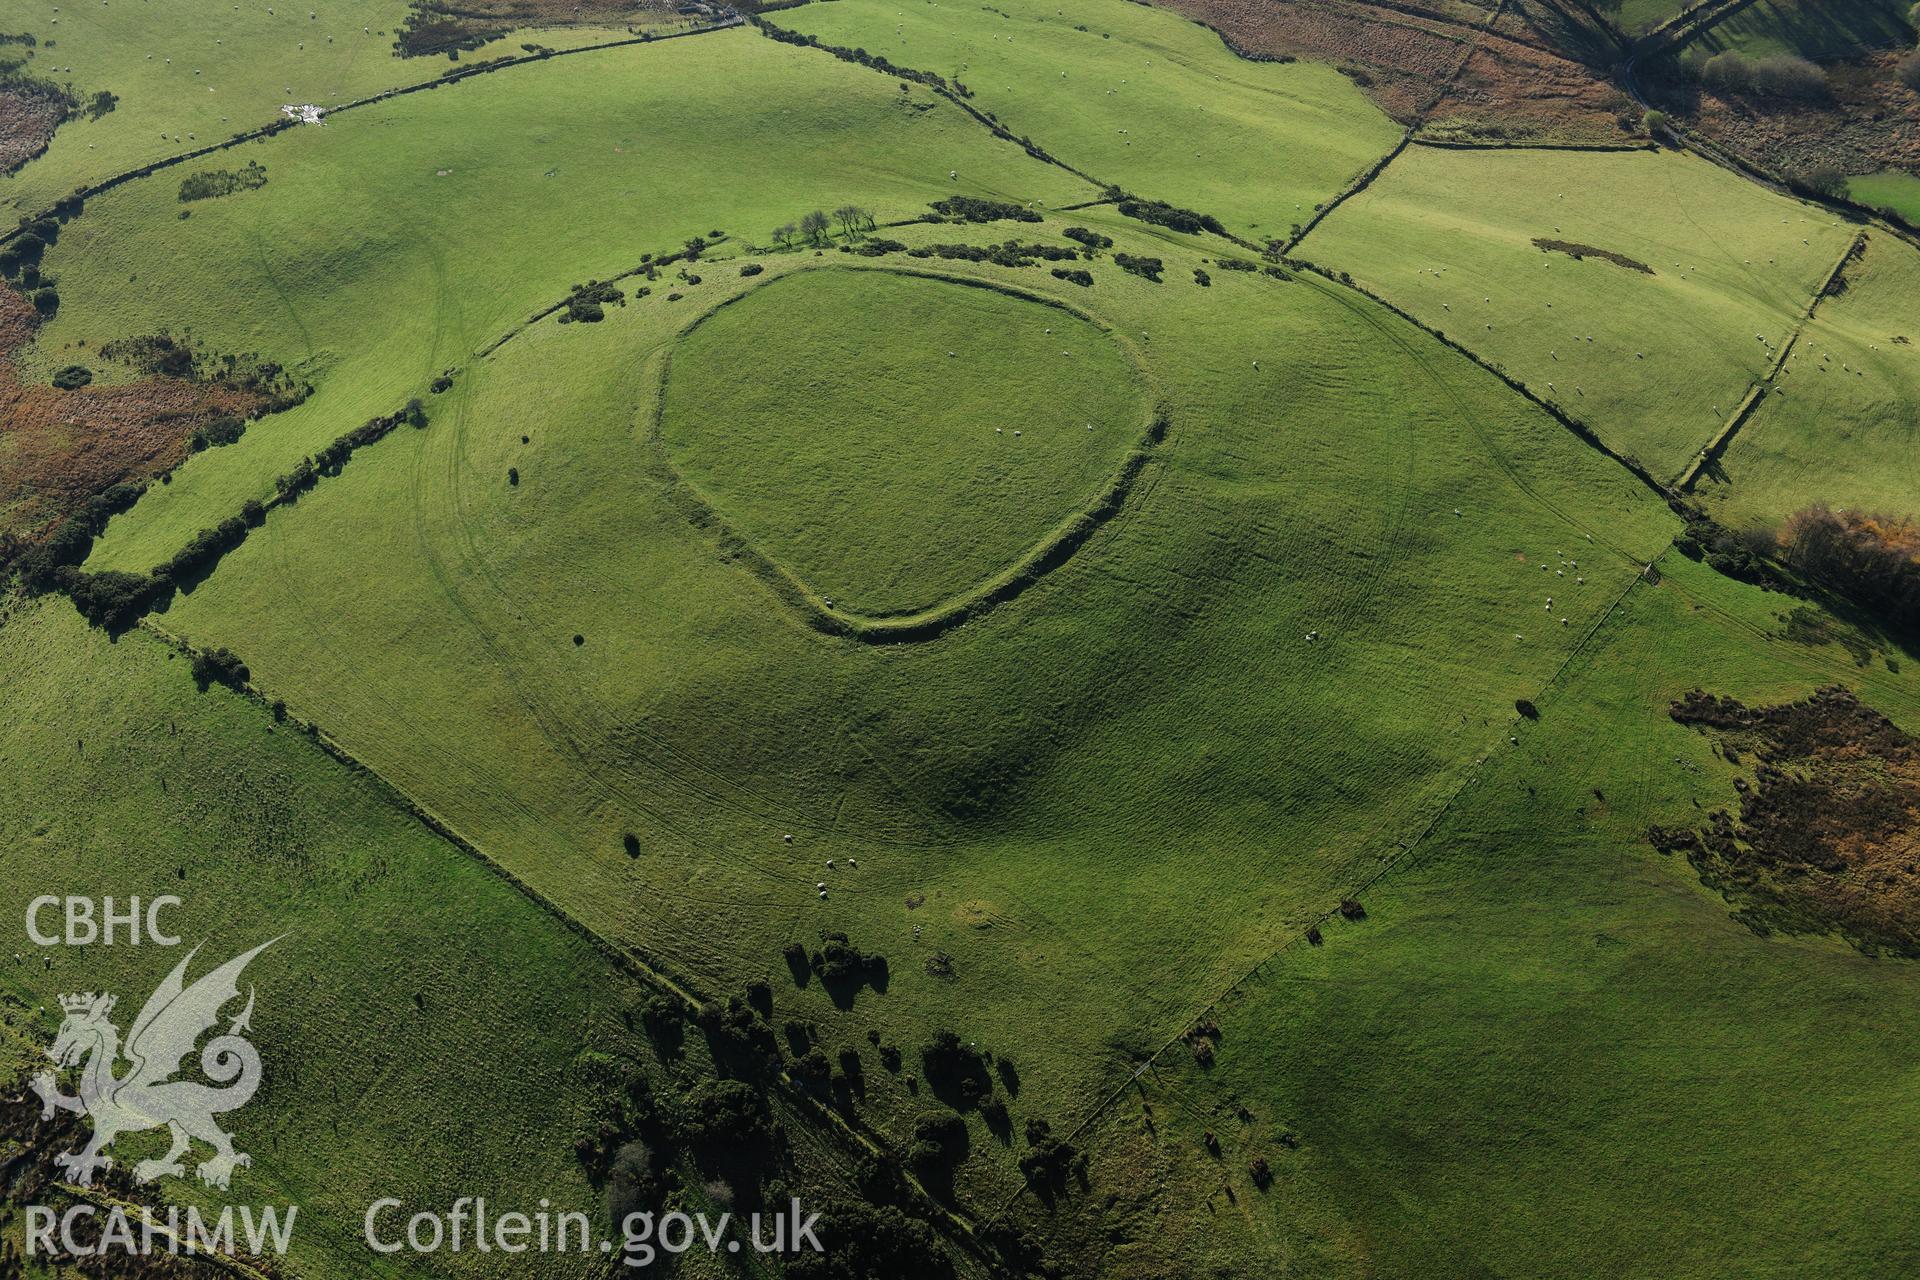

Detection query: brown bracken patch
xmin=394 ymin=0 xmax=682 ymax=58
xmin=1650 ymin=52 xmax=1920 ymax=187
xmin=1425 ymin=38 xmax=1640 ymax=144
xmin=1650 ymin=686 xmax=1920 ymax=957
xmin=0 ymin=82 xmax=68 ymax=174
xmin=1155 ymin=0 xmax=1473 ymax=121
xmin=0 ymin=287 xmax=273 ymax=564
xmin=1153 ymin=0 xmax=1635 ymax=142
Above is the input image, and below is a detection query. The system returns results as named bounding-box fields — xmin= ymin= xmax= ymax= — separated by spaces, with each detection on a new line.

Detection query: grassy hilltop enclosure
xmin=657 ymin=268 xmax=1152 ymax=617
xmin=3 ymin=0 xmax=1919 ymax=1275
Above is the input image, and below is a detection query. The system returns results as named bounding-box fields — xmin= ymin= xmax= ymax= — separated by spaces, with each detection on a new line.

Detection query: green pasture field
xmin=0 ymin=599 xmax=660 ymax=1280
xmin=776 ymin=0 xmax=1402 ymax=242
xmin=1677 ymin=0 xmax=1916 ymax=61
xmin=130 ymin=206 xmax=1674 ymax=1205
xmin=0 ymin=0 xmax=693 ymax=220
xmin=1602 ymin=0 xmax=1695 ymax=35
xmin=1701 ymin=230 xmax=1920 ymax=526
xmin=56 ymin=25 xmax=1092 ymax=575
xmin=658 ymin=267 xmax=1150 ymax=617
xmin=1848 ymin=169 xmax=1920 ymax=223
xmin=1036 ymin=552 xmax=1920 ymax=1277
xmin=1301 ymin=143 xmax=1856 ymax=481
xmin=8 ymin=0 xmax=1920 ymax=1271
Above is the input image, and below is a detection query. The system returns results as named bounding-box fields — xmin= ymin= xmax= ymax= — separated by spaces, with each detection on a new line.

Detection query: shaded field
xmin=1302 ymin=144 xmax=1855 ymax=479
xmin=1023 ymin=553 xmax=1920 ymax=1277
xmin=1848 ymin=169 xmax=1920 ymax=222
xmin=1680 ymin=0 xmax=1916 ymax=60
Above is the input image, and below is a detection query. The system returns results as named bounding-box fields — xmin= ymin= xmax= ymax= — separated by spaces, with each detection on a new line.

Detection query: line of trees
xmin=770 ymin=205 xmax=874 ymax=249
xmin=750 ymin=16 xmax=970 ymax=98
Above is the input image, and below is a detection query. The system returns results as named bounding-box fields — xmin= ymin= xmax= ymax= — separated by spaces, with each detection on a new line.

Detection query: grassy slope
xmin=0 ymin=0 xmax=686 ymax=219
xmin=59 ymin=25 xmax=1092 ymax=575
xmin=1702 ymin=230 xmax=1920 ymax=526
xmin=136 ymin=213 xmax=1674 ymax=1206
xmin=777 ymin=0 xmax=1402 ymax=242
xmin=1847 ymin=170 xmax=1920 ymax=223
xmin=1039 ymin=553 xmax=1920 ymax=1278
xmin=659 ymin=267 xmax=1149 ymax=616
xmin=1608 ymin=0 xmax=1695 ymax=35
xmin=1303 ymin=144 xmax=1855 ymax=480
xmin=0 ymin=600 xmax=660 ymax=1280
xmin=1680 ymin=0 xmax=1916 ymax=60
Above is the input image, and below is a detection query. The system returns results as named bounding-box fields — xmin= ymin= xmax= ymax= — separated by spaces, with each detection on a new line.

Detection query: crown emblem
xmin=60 ymin=992 xmax=110 ymax=1015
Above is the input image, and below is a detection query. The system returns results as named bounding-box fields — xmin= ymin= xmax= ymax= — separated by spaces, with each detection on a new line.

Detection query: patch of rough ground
xmin=1654 ymin=53 xmax=1920 ymax=182
xmin=1155 ymin=0 xmax=1636 ymax=141
xmin=1652 ymin=685 xmax=1920 ymax=957
xmin=1427 ymin=39 xmax=1640 ymax=142
xmin=0 ymin=84 xmax=66 ymax=175
xmin=395 ymin=0 xmax=682 ymax=57
xmin=0 ymin=288 xmax=263 ymax=557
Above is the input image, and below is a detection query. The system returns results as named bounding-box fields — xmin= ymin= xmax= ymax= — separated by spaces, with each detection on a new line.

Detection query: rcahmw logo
xmin=32 ymin=940 xmax=278 ymax=1189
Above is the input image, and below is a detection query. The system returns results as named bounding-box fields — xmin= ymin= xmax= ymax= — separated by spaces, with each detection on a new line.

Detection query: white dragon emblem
xmin=31 ymin=941 xmax=275 ymax=1190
